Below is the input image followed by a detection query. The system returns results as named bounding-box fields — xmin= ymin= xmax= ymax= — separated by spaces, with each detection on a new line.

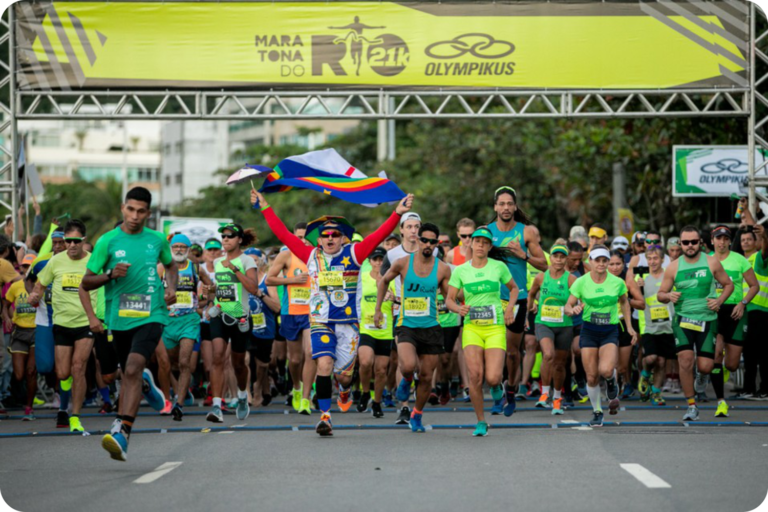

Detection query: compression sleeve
xmin=353 ymin=210 xmax=401 ymax=262
xmin=261 ymin=206 xmax=313 ymax=263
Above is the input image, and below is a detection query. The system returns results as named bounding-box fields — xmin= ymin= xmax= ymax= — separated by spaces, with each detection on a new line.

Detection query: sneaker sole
xmin=142 ymin=372 xmax=165 ymax=412
xmin=608 ymin=398 xmax=620 ymax=415
xmin=101 ymin=436 xmax=127 ymax=462
xmin=552 ymin=409 xmax=563 ymax=415
xmin=316 ymin=422 xmax=333 ymax=436
xmin=236 ymin=409 xmax=250 ymax=420
xmin=206 ymin=413 xmax=224 ymax=423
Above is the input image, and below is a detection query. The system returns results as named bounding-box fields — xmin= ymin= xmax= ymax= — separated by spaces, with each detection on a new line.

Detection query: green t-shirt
xmin=748 ymin=251 xmax=768 ymax=312
xmin=87 ymin=227 xmax=173 ymax=331
xmin=38 ymin=251 xmax=98 ymax=328
xmin=359 ymin=270 xmax=394 ymax=340
xmin=448 ymin=259 xmax=512 ymax=327
xmin=570 ymin=272 xmax=628 ymax=326
xmin=716 ymin=251 xmax=752 ymax=305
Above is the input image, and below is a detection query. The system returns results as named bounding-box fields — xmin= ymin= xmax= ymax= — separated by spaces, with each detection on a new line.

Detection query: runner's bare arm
xmin=353 ymin=194 xmax=413 ymax=262
xmin=375 ymin=257 xmax=403 ymax=315
xmin=527 ymin=273 xmax=544 ymax=313
xmin=565 ymin=294 xmax=582 ymax=316
xmin=709 ymin=256 xmax=734 ymax=309
xmin=619 ymin=294 xmax=637 ymax=343
xmin=163 ymin=260 xmax=179 ymax=306
xmin=656 ymin=262 xmax=679 ymax=304
xmin=263 ymin=285 xmax=282 ymax=313
xmin=445 ymin=286 xmax=469 ymax=317
xmin=626 ymin=276 xmax=645 ymax=310
xmin=524 ymin=225 xmax=548 ymax=271
xmin=505 ymin=277 xmax=519 ymax=306
xmin=79 ymin=285 xmax=104 ymax=334
xmin=265 ymin=251 xmax=297 ymax=286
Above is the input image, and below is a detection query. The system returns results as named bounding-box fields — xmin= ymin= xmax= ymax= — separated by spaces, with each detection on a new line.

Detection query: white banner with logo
xmin=672 ymin=146 xmax=768 ymax=197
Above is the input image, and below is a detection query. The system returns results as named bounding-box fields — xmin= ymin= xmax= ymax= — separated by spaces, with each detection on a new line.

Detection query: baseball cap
xmin=204 ymin=239 xmax=222 ymax=250
xmin=52 ymin=231 xmax=65 ymax=239
xmin=667 ymin=237 xmax=681 ymax=249
xmin=351 ymin=233 xmax=364 ymax=243
xmin=244 ymin=247 xmax=263 ymax=257
xmin=632 ymin=231 xmax=647 ymax=244
xmin=21 ymin=254 xmax=35 ymax=266
xmin=471 ymin=227 xmax=494 ymax=241
xmin=611 ymin=236 xmax=630 ymax=250
xmin=569 ymin=226 xmax=587 ymax=241
xmin=551 ymin=245 xmax=569 ymax=256
xmin=400 ymin=212 xmax=421 ymax=227
xmin=385 ymin=234 xmax=401 ymax=243
xmin=218 ymin=223 xmax=244 ymax=236
xmin=711 ymin=226 xmax=732 ymax=239
xmin=369 ymin=247 xmax=387 ymax=260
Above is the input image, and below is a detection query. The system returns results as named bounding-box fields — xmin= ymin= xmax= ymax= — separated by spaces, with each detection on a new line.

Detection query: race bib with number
xmin=318 ymin=271 xmax=344 ymax=288
xmin=469 ymin=305 xmax=496 ymax=326
xmin=541 ymin=305 xmax=564 ymax=323
xmin=118 ymin=294 xmax=152 ymax=318
xmin=650 ymin=306 xmax=670 ymax=322
xmin=364 ymin=314 xmax=386 ymax=330
xmin=403 ymin=297 xmax=429 ymax=317
xmin=61 ymin=273 xmax=82 ymax=292
xmin=680 ymin=316 xmax=706 ymax=332
xmin=591 ymin=312 xmax=611 ymax=325
xmin=290 ymin=287 xmax=311 ymax=305
xmin=251 ymin=313 xmax=266 ymax=330
xmin=215 ymin=272 xmax=239 ymax=303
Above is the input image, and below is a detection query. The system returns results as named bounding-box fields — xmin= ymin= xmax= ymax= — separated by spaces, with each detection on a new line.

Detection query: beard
xmin=422 ymin=248 xmax=433 ymax=258
xmin=172 ymin=252 xmax=188 ymax=263
xmin=498 ymin=211 xmax=513 ymax=222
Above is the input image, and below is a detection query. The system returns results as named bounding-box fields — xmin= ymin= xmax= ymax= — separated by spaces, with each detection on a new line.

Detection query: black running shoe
xmin=428 ymin=389 xmax=439 ymax=406
xmin=171 ymin=403 xmax=183 ymax=422
xmin=262 ymin=394 xmax=272 ymax=407
xmin=352 ymin=389 xmax=362 ymax=404
xmin=590 ymin=410 xmax=604 ymax=427
xmin=396 ymin=406 xmax=410 ymax=425
xmin=357 ymin=392 xmax=370 ymax=413
xmin=284 ymin=394 xmax=292 ymax=407
xmin=606 ymin=379 xmax=618 ymax=401
xmin=371 ymin=401 xmax=384 ymax=418
xmin=56 ymin=410 xmax=69 ymax=428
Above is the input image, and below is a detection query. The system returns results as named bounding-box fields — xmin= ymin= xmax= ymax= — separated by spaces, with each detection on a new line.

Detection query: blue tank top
xmin=487 ymin=221 xmax=528 ymax=300
xmin=169 ymin=261 xmax=198 ymax=317
xmin=249 ymin=276 xmax=276 ymax=339
xmin=397 ymin=254 xmax=439 ymax=329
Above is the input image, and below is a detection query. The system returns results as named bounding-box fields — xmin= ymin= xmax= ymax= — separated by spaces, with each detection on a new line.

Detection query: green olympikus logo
xmin=465 ymin=281 xmax=499 ymax=294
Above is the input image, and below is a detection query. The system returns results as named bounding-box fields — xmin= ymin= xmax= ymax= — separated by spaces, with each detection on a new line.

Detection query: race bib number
xmin=650 ymin=306 xmax=670 ymax=322
xmin=437 ymin=299 xmax=447 ymax=314
xmin=290 ymin=287 xmax=311 ymax=305
xmin=364 ymin=313 xmax=385 ymax=330
xmin=251 ymin=313 xmax=266 ymax=330
xmin=403 ymin=297 xmax=429 ymax=317
xmin=591 ymin=312 xmax=611 ymax=326
xmin=680 ymin=316 xmax=706 ymax=332
xmin=215 ymin=272 xmax=239 ymax=303
xmin=61 ymin=273 xmax=82 ymax=292
xmin=175 ymin=291 xmax=193 ymax=306
xmin=541 ymin=305 xmax=564 ymax=323
xmin=469 ymin=305 xmax=496 ymax=326
xmin=318 ymin=271 xmax=343 ymax=288
xmin=118 ymin=294 xmax=152 ymax=318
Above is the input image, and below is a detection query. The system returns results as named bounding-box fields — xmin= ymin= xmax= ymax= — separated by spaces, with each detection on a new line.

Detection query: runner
xmin=485 ymin=186 xmax=547 ymax=416
xmin=564 ymin=241 xmax=588 ymax=405
xmin=436 ymin=246 xmax=460 ymax=406
xmin=519 ymin=227 xmax=549 ymax=402
xmin=565 ymin=245 xmax=637 ymax=427
xmin=357 ymin=247 xmax=394 ymax=417
xmin=199 ymin=238 xmax=222 ymax=407
xmin=445 ymin=226 xmax=518 ymax=436
xmin=743 ymin=223 xmax=768 ymax=400
xmin=82 ymin=187 xmax=177 ymax=462
xmin=636 ymin=245 xmax=676 ymax=407
xmin=206 ymin=223 xmax=259 ymax=423
xmin=162 ymin=234 xmax=213 ymax=421
xmin=611 ymin=250 xmax=644 ymax=398
xmin=245 ymin=247 xmax=281 ymax=407
xmin=446 ymin=218 xmax=474 ymax=265
xmin=376 ymin=223 xmax=451 ymax=433
xmin=657 ymin=226 xmax=734 ymax=421
xmin=527 ymin=244 xmax=576 ymax=415
xmin=29 ymin=220 xmax=98 ymax=432
xmin=667 ymin=237 xmax=682 ymax=261
xmin=251 ymin=188 xmax=414 ymax=436
xmin=266 ymin=223 xmax=314 ymax=415
xmin=3 ymin=269 xmax=37 ymax=420
xmin=587 ymin=224 xmax=609 ymax=253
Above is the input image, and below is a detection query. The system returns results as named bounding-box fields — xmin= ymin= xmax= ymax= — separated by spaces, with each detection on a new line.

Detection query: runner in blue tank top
xmin=376 ymin=223 xmax=451 ymax=433
xmin=485 ymin=186 xmax=548 ymax=413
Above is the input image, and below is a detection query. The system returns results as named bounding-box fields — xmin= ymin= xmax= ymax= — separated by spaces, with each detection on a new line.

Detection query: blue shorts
xmin=579 ymin=325 xmax=619 ymax=349
xmin=279 ymin=314 xmax=310 ymax=342
xmin=310 ymin=323 xmax=359 ymax=377
xmin=35 ymin=324 xmax=55 ymax=373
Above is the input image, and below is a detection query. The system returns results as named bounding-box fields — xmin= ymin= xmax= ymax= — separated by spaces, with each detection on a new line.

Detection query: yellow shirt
xmin=5 ymin=280 xmax=37 ymax=328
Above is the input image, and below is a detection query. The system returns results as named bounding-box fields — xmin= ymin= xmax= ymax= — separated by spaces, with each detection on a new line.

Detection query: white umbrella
xmin=226 ymin=164 xmax=273 ymax=186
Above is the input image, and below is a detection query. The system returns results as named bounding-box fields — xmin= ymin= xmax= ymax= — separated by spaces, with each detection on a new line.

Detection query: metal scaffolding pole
xmin=749 ymin=1 xmax=757 ymax=218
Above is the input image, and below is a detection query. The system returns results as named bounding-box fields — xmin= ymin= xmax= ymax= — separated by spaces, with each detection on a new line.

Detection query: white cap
xmin=611 ymin=236 xmax=629 ymax=249
xmin=590 ymin=247 xmax=611 ymax=260
xmin=400 ymin=212 xmax=421 ymax=227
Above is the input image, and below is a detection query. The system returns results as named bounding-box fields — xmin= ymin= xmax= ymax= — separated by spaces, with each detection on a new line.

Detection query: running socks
xmin=213 ymin=397 xmax=222 ymax=408
xmin=237 ymin=389 xmax=247 ymax=400
xmin=316 ymin=375 xmax=333 ymax=413
xmin=60 ymin=376 xmax=73 ymax=411
xmin=490 ymin=385 xmax=504 ymax=401
xmin=711 ymin=364 xmax=724 ymax=400
xmin=553 ymin=388 xmax=562 ymax=400
xmin=541 ymin=385 xmax=551 ymax=397
xmin=120 ymin=415 xmax=134 ymax=438
xmin=99 ymin=387 xmax=112 ymax=405
xmin=587 ymin=385 xmax=602 ymax=412
xmin=687 ymin=396 xmax=696 ymax=407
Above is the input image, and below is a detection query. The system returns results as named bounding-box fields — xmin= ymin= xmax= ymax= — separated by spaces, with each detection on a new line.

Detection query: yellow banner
xmin=617 ymin=208 xmax=635 ymax=240
xmin=17 ymin=2 xmax=747 ymax=90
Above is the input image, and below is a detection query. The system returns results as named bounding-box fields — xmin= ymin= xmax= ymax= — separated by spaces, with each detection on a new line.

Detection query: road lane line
xmin=134 ymin=462 xmax=183 ymax=484
xmin=620 ymin=464 xmax=671 ymax=488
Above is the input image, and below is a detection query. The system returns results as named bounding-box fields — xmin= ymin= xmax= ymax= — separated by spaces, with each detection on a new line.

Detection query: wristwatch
xmin=741 ymin=299 xmax=748 ymax=306
xmin=106 ymin=268 xmax=113 ymax=280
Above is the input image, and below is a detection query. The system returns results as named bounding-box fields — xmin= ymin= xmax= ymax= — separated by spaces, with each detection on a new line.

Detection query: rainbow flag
xmin=260 ymin=148 xmax=405 ymax=206
xmin=260 ymin=175 xmax=406 ymax=206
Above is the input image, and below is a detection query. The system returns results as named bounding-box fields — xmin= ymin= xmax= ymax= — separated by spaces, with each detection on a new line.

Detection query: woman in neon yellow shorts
xmin=445 ymin=227 xmax=518 ymax=437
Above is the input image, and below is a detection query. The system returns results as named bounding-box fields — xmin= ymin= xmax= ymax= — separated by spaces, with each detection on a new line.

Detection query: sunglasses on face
xmin=206 ymin=248 xmax=220 ymax=252
xmin=645 ymin=239 xmax=661 ymax=244
xmin=221 ymin=234 xmax=239 ymax=240
xmin=420 ymin=237 xmax=439 ymax=245
xmin=459 ymin=234 xmax=471 ymax=239
xmin=320 ymin=232 xmax=342 ymax=239
xmin=681 ymin=239 xmax=700 ymax=246
xmin=64 ymin=237 xmax=83 ymax=245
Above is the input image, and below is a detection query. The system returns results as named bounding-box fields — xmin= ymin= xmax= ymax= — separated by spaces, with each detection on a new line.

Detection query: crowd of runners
xmin=0 ymin=185 xmax=766 ymax=461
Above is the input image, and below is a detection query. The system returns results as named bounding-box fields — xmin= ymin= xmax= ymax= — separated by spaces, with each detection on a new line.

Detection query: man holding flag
xmin=250 ymin=188 xmax=413 ymax=436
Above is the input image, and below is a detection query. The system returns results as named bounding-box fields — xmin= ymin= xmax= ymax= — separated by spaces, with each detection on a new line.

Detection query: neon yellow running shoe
xmin=33 ymin=397 xmax=45 ymax=406
xmin=298 ymin=398 xmax=312 ymax=416
xmin=69 ymin=416 xmax=84 ymax=433
xmin=291 ymin=385 xmax=302 ymax=411
xmin=715 ymin=400 xmax=729 ymax=418
xmin=638 ymin=373 xmax=651 ymax=395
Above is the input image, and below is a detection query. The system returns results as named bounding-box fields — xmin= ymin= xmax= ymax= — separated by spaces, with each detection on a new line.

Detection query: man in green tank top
xmin=658 ymin=226 xmax=733 ymax=422
xmin=375 ymin=223 xmax=451 ymax=433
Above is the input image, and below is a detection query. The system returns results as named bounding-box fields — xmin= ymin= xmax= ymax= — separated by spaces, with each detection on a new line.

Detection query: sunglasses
xmin=64 ymin=237 xmax=83 ymax=245
xmin=319 ymin=232 xmax=342 ymax=239
xmin=221 ymin=233 xmax=239 ymax=240
xmin=420 ymin=237 xmax=439 ymax=245
xmin=681 ymin=239 xmax=700 ymax=246
xmin=645 ymin=239 xmax=661 ymax=244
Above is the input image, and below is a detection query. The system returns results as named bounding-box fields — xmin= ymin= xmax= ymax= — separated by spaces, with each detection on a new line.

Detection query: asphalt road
xmin=2 ymin=398 xmax=768 ymax=512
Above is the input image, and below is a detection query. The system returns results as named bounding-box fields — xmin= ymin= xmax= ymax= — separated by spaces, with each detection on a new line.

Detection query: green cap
xmin=205 ymin=239 xmax=222 ymax=250
xmin=551 ymin=245 xmax=569 ymax=256
xmin=471 ymin=227 xmax=494 ymax=241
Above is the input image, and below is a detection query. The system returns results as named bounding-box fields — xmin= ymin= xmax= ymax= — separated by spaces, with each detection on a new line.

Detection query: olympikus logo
xmin=115 ymin=250 xmax=126 ymax=257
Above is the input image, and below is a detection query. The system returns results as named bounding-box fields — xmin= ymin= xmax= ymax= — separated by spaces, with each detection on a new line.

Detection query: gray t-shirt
xmin=641 ymin=272 xmax=674 ymax=335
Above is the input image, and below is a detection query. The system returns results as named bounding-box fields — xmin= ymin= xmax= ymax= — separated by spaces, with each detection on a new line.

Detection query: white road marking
xmin=620 ymin=464 xmax=671 ymax=489
xmin=560 ymin=420 xmax=579 ymax=424
xmin=572 ymin=426 xmax=593 ymax=431
xmin=219 ymin=431 xmax=235 ymax=434
xmin=134 ymin=462 xmax=183 ymax=484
